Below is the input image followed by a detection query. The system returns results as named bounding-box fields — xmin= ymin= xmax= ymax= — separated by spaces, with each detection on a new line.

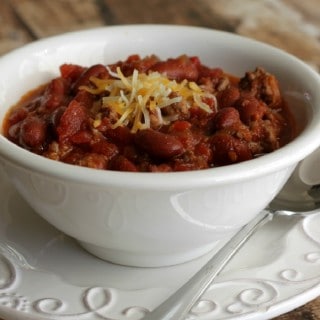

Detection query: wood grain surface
xmin=0 ymin=0 xmax=320 ymax=319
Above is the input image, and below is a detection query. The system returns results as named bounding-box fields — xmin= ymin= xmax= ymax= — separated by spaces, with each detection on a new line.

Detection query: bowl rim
xmin=1 ymin=24 xmax=320 ymax=190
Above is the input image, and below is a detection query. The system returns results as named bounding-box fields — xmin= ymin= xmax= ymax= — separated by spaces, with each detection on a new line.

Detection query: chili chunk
xmin=4 ymin=54 xmax=296 ymax=172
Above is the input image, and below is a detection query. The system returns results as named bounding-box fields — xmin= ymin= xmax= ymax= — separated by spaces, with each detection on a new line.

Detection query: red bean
xmin=73 ymin=64 xmax=109 ymax=91
xmin=212 ymin=107 xmax=241 ymax=130
xmin=113 ymin=54 xmax=160 ymax=75
xmin=110 ymin=155 xmax=138 ymax=172
xmin=104 ymin=126 xmax=134 ymax=146
xmin=19 ymin=116 xmax=47 ymax=149
xmin=42 ymin=78 xmax=67 ymax=111
xmin=236 ymin=97 xmax=267 ymax=124
xmin=199 ymin=66 xmax=223 ymax=80
xmin=211 ymin=133 xmax=252 ymax=165
xmin=150 ymin=55 xmax=199 ymax=81
xmin=60 ymin=64 xmax=86 ymax=82
xmin=70 ymin=130 xmax=93 ymax=145
xmin=7 ymin=106 xmax=28 ymax=125
xmin=91 ymin=140 xmax=119 ymax=159
xmin=134 ymin=129 xmax=184 ymax=159
xmin=169 ymin=120 xmax=192 ymax=132
xmin=218 ymin=86 xmax=240 ymax=108
xmin=57 ymin=100 xmax=88 ymax=141
xmin=74 ymin=90 xmax=94 ymax=109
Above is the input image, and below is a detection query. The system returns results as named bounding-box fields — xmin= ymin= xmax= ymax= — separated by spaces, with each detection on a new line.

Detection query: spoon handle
xmin=143 ymin=210 xmax=273 ymax=320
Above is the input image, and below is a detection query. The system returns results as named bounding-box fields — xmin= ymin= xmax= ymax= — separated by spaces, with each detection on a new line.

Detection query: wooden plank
xmin=10 ymin=0 xmax=105 ymax=39
xmin=203 ymin=0 xmax=320 ymax=71
xmin=283 ymin=0 xmax=320 ymax=27
xmin=100 ymin=0 xmax=228 ymax=29
xmin=0 ymin=0 xmax=33 ymax=55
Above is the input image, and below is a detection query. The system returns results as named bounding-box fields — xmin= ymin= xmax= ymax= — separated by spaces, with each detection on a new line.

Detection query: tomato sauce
xmin=3 ymin=55 xmax=296 ymax=172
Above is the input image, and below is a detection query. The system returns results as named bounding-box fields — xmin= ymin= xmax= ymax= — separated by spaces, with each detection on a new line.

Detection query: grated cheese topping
xmin=81 ymin=66 xmax=217 ymax=132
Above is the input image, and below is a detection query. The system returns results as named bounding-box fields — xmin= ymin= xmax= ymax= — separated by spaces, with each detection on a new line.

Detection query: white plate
xmin=1 ymin=167 xmax=320 ymax=320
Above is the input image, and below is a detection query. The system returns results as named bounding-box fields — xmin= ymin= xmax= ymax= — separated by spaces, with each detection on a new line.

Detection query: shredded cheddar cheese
xmin=81 ymin=66 xmax=217 ymax=132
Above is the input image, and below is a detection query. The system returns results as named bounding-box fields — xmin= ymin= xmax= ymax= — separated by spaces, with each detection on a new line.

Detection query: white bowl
xmin=1 ymin=25 xmax=320 ymax=267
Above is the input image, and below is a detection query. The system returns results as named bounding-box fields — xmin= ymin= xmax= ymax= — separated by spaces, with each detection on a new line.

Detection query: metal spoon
xmin=143 ymin=160 xmax=320 ymax=320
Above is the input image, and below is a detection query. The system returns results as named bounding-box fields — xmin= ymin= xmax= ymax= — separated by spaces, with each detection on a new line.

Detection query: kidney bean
xmin=57 ymin=100 xmax=88 ymax=142
xmin=169 ymin=120 xmax=192 ymax=132
xmin=19 ymin=116 xmax=47 ymax=149
xmin=198 ymin=66 xmax=223 ymax=80
xmin=91 ymin=140 xmax=119 ymax=159
xmin=168 ymin=125 xmax=199 ymax=151
xmin=104 ymin=126 xmax=134 ymax=146
xmin=218 ymin=86 xmax=240 ymax=109
xmin=109 ymin=155 xmax=138 ymax=172
xmin=211 ymin=132 xmax=252 ymax=165
xmin=236 ymin=96 xmax=267 ymax=125
xmin=113 ymin=54 xmax=160 ymax=75
xmin=134 ymin=129 xmax=184 ymax=159
xmin=212 ymin=107 xmax=241 ymax=130
xmin=73 ymin=64 xmax=109 ymax=91
xmin=70 ymin=130 xmax=93 ymax=145
xmin=74 ymin=90 xmax=94 ymax=109
xmin=150 ymin=55 xmax=199 ymax=82
xmin=7 ymin=106 xmax=28 ymax=125
xmin=60 ymin=63 xmax=86 ymax=82
xmin=42 ymin=78 xmax=68 ymax=111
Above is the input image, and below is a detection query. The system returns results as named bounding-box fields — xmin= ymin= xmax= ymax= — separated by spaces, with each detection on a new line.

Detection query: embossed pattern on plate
xmin=0 ymin=169 xmax=320 ymax=320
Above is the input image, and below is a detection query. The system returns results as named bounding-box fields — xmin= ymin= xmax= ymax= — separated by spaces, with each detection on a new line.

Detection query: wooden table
xmin=1 ymin=1 xmax=320 ymax=319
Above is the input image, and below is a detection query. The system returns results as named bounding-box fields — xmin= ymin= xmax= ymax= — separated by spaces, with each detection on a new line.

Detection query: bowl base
xmin=79 ymin=241 xmax=222 ymax=267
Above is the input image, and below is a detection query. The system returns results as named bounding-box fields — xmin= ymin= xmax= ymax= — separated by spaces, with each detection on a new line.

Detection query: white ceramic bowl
xmin=1 ymin=25 xmax=320 ymax=267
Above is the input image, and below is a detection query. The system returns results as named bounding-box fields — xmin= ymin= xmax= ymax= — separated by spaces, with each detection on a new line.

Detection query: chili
xmin=3 ymin=54 xmax=296 ymax=172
